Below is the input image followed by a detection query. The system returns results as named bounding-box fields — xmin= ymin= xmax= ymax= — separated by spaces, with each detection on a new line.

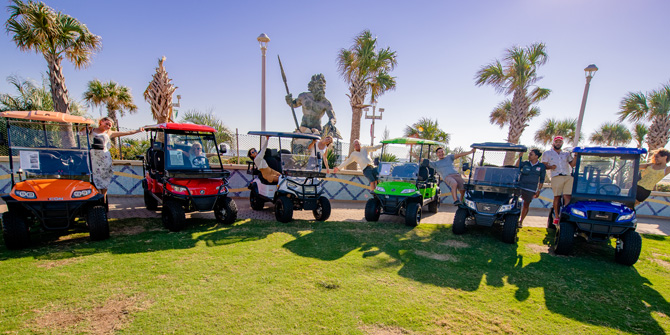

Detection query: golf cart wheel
xmin=2 ymin=211 xmax=30 ymax=250
xmin=547 ymin=208 xmax=556 ymax=230
xmin=249 ymin=189 xmax=265 ymax=211
xmin=364 ymin=198 xmax=381 ymax=222
xmin=615 ymin=230 xmax=642 ymax=266
xmin=501 ymin=214 xmax=519 ymax=244
xmin=554 ymin=221 xmax=575 ymax=255
xmin=405 ymin=202 xmax=421 ymax=227
xmin=215 ymin=197 xmax=238 ymax=225
xmin=428 ymin=196 xmax=440 ymax=213
xmin=162 ymin=200 xmax=186 ymax=232
xmin=275 ymin=195 xmax=294 ymax=223
xmin=144 ymin=189 xmax=158 ymax=211
xmin=87 ymin=205 xmax=109 ymax=241
xmin=313 ymin=196 xmax=331 ymax=221
xmin=452 ymin=208 xmax=468 ymax=235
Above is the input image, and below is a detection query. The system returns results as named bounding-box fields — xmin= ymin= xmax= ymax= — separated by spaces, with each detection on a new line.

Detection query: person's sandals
xmin=453 ymin=200 xmax=461 ymax=205
xmin=518 ymin=221 xmax=523 ymax=228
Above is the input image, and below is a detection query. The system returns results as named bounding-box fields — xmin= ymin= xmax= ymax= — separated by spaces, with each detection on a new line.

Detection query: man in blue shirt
xmin=430 ymin=147 xmax=475 ymax=205
xmin=518 ymin=149 xmax=546 ymax=227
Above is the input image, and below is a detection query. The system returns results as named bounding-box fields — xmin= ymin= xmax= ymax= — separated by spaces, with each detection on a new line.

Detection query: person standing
xmin=308 ymin=135 xmax=334 ymax=174
xmin=542 ymin=136 xmax=576 ymax=225
xmin=636 ymin=148 xmax=670 ymax=206
xmin=518 ymin=149 xmax=546 ymax=227
xmin=430 ymin=147 xmax=475 ymax=205
xmin=333 ymin=140 xmax=382 ymax=190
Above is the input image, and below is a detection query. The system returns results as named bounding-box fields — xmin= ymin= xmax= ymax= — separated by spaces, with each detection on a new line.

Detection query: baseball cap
xmin=553 ymin=136 xmax=564 ymax=142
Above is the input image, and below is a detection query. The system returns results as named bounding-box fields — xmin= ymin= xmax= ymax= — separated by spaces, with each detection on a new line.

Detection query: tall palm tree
xmin=618 ymin=83 xmax=670 ymax=152
xmin=632 ymin=123 xmax=648 ymax=149
xmin=534 ymin=118 xmax=579 ymax=146
xmin=337 ymin=30 xmax=397 ymax=157
xmin=6 ymin=0 xmax=102 ymax=114
xmin=403 ymin=117 xmax=450 ymax=143
xmin=475 ymin=43 xmax=551 ymax=163
xmin=589 ymin=122 xmax=631 ymax=146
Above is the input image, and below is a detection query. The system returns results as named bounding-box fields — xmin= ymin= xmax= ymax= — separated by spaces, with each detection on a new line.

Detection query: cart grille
xmin=476 ymin=203 xmax=499 ymax=214
xmin=587 ymin=211 xmax=618 ymax=222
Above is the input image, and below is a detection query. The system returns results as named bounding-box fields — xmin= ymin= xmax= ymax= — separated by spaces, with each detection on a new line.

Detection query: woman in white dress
xmin=89 ymin=117 xmax=144 ymax=203
xmin=308 ymin=135 xmax=333 ymax=173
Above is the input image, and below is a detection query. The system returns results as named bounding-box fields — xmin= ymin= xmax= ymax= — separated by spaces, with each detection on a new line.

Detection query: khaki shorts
xmin=551 ymin=175 xmax=573 ymax=196
xmin=445 ymin=174 xmax=465 ymax=191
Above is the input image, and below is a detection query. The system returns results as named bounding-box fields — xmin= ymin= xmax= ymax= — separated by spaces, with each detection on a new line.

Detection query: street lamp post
xmin=257 ymin=33 xmax=270 ymax=131
xmin=364 ymin=105 xmax=384 ymax=145
xmin=573 ymin=64 xmax=598 ymax=147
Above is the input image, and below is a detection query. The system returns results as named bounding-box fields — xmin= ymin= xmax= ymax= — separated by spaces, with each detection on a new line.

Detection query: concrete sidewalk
xmin=107 ymin=196 xmax=670 ymax=236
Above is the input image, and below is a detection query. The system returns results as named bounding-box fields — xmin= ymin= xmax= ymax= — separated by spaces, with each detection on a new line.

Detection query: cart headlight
xmin=375 ymin=186 xmax=386 ymax=192
xmin=617 ymin=213 xmax=635 ymax=222
xmin=401 ymin=188 xmax=416 ymax=194
xmin=15 ymin=190 xmax=36 ymax=199
xmin=465 ymin=199 xmax=476 ymax=209
xmin=167 ymin=183 xmax=189 ymax=194
xmin=571 ymin=208 xmax=587 ymax=218
xmin=498 ymin=204 xmax=514 ymax=213
xmin=287 ymin=181 xmax=300 ymax=190
xmin=72 ymin=189 xmax=92 ymax=198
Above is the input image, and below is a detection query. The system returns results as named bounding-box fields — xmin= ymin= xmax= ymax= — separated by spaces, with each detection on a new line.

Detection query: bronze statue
xmin=285 ymin=74 xmax=341 ymax=139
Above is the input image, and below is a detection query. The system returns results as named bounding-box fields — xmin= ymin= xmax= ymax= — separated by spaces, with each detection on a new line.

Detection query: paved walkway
xmin=106 ymin=196 xmax=670 ymax=236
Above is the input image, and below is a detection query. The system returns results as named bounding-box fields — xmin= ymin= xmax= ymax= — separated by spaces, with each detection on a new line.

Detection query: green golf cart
xmin=364 ymin=137 xmax=445 ymax=226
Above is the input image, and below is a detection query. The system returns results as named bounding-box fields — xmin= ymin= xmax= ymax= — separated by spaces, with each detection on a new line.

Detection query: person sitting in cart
xmin=333 ymin=139 xmax=382 ymax=190
xmin=247 ymin=136 xmax=281 ymax=184
xmin=430 ymin=147 xmax=475 ymax=205
xmin=518 ymin=149 xmax=546 ymax=227
xmin=542 ymin=136 xmax=576 ymax=225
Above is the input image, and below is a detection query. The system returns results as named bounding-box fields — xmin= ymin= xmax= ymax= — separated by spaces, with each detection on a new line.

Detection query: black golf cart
xmin=452 ymin=142 xmax=527 ymax=243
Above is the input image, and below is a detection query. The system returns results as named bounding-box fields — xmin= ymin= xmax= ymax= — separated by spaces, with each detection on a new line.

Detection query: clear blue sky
xmin=2 ymin=0 xmax=669 ymax=151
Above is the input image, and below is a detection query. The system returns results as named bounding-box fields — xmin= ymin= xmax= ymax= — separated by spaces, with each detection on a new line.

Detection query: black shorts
xmin=636 ymin=185 xmax=652 ymax=203
xmin=363 ymin=165 xmax=379 ymax=184
xmin=520 ymin=189 xmax=536 ymax=204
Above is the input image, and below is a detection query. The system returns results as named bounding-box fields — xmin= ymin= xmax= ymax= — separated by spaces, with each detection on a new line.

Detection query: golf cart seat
xmin=246 ymin=161 xmax=278 ymax=185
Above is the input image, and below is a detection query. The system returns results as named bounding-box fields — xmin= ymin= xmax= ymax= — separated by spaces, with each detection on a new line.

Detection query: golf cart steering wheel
xmin=192 ymin=156 xmax=207 ymax=167
xmin=597 ymin=184 xmax=621 ymax=196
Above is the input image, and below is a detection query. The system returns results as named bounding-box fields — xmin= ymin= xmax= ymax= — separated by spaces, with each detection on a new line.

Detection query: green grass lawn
xmin=1 ymin=218 xmax=669 ymax=334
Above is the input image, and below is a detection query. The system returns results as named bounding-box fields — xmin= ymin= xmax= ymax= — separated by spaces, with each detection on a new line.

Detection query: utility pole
xmin=365 ymin=105 xmax=384 ymax=146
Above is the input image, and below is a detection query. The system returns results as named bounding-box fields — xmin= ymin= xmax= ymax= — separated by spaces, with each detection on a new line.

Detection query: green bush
xmin=656 ymin=183 xmax=670 ymax=192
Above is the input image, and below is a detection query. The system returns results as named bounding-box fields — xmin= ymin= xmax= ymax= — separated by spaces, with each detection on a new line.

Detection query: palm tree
xmin=589 ymin=122 xmax=631 ymax=146
xmin=403 ymin=117 xmax=450 ymax=143
xmin=475 ymin=43 xmax=551 ymax=164
xmin=144 ymin=56 xmax=177 ymax=123
xmin=1 ymin=75 xmax=85 ymax=114
xmin=534 ymin=118 xmax=579 ymax=146
xmin=618 ymin=83 xmax=670 ymax=152
xmin=489 ymin=99 xmax=540 ymax=130
xmin=632 ymin=123 xmax=648 ymax=149
xmin=180 ymin=109 xmax=234 ymax=150
xmin=6 ymin=0 xmax=102 ymax=115
xmin=337 ymin=30 xmax=397 ymax=158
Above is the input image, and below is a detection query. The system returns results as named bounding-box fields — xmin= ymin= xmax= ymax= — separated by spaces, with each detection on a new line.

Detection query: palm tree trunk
xmin=503 ymin=91 xmax=529 ymax=165
xmin=46 ymin=54 xmax=75 ymax=148
xmin=647 ymin=115 xmax=670 ymax=152
xmin=347 ymin=80 xmax=367 ymax=169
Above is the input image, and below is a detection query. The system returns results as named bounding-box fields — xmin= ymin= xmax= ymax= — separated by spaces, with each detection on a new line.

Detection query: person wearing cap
xmin=518 ymin=148 xmax=546 ymax=227
xmin=542 ymin=136 xmax=576 ymax=225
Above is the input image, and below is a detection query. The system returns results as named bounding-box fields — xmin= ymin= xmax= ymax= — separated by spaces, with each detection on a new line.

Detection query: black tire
xmin=428 ymin=196 xmax=440 ymax=213
xmin=162 ymin=200 xmax=186 ymax=232
xmin=364 ymin=198 xmax=381 ymax=222
xmin=87 ymin=205 xmax=109 ymax=241
xmin=215 ymin=197 xmax=238 ymax=225
xmin=144 ymin=189 xmax=158 ymax=211
xmin=501 ymin=214 xmax=519 ymax=244
xmin=405 ymin=202 xmax=421 ymax=227
xmin=547 ymin=207 xmax=556 ymax=230
xmin=2 ymin=211 xmax=30 ymax=249
xmin=275 ymin=195 xmax=294 ymax=223
xmin=452 ymin=207 xmax=468 ymax=235
xmin=313 ymin=196 xmax=331 ymax=221
xmin=615 ymin=230 xmax=642 ymax=266
xmin=249 ymin=188 xmax=265 ymax=211
xmin=554 ymin=221 xmax=575 ymax=255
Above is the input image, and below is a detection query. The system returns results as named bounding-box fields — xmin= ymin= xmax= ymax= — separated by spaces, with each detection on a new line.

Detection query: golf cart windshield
xmin=574 ymin=154 xmax=637 ymax=198
xmin=7 ymin=120 xmax=91 ymax=179
xmin=379 ymin=162 xmax=419 ymax=182
xmin=164 ymin=133 xmax=223 ymax=172
xmin=469 ymin=145 xmax=525 ymax=188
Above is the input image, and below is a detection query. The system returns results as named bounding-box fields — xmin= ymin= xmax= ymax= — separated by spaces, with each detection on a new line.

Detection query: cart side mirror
xmin=462 ymin=162 xmax=470 ymax=172
xmin=136 ymin=155 xmax=144 ymax=161
xmin=91 ymin=136 xmax=105 ymax=150
xmin=218 ymin=143 xmax=228 ymax=154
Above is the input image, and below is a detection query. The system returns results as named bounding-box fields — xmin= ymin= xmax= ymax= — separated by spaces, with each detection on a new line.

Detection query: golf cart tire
xmin=554 ymin=221 xmax=575 ymax=255
xmin=313 ymin=196 xmax=331 ymax=221
xmin=452 ymin=208 xmax=468 ymax=235
xmin=87 ymin=205 xmax=109 ymax=241
xmin=365 ymin=198 xmax=381 ymax=222
xmin=275 ymin=195 xmax=293 ymax=223
xmin=405 ymin=202 xmax=421 ymax=227
xmin=215 ymin=197 xmax=238 ymax=225
xmin=2 ymin=211 xmax=30 ymax=250
xmin=144 ymin=189 xmax=158 ymax=211
xmin=501 ymin=214 xmax=519 ymax=244
xmin=162 ymin=200 xmax=186 ymax=232
xmin=249 ymin=188 xmax=265 ymax=211
xmin=547 ymin=208 xmax=556 ymax=230
xmin=615 ymin=230 xmax=642 ymax=266
xmin=428 ymin=197 xmax=440 ymax=213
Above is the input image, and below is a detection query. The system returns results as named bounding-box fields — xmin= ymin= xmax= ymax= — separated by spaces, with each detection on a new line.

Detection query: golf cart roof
xmin=471 ymin=142 xmax=527 ymax=152
xmin=381 ymin=137 xmax=446 ymax=146
xmin=0 ymin=110 xmax=94 ymax=124
xmin=573 ymin=146 xmax=647 ymax=155
xmin=247 ymin=131 xmax=321 ymax=140
xmin=144 ymin=123 xmax=217 ymax=133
